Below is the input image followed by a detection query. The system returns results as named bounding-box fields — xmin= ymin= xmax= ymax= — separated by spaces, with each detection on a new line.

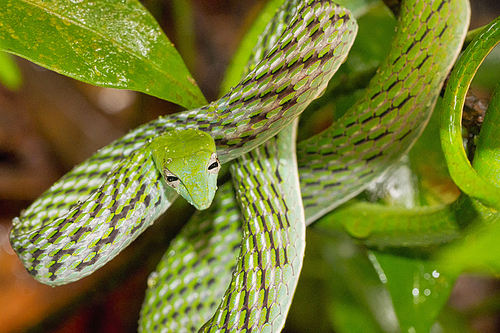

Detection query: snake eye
xmin=208 ymin=161 xmax=219 ymax=170
xmin=208 ymin=153 xmax=220 ymax=174
xmin=162 ymin=168 xmax=180 ymax=188
xmin=166 ymin=176 xmax=178 ymax=182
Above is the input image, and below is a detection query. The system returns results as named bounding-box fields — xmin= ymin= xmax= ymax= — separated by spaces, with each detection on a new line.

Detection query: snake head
xmin=150 ymin=129 xmax=220 ymax=210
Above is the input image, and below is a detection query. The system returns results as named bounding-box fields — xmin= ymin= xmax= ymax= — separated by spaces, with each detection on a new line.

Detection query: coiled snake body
xmin=9 ymin=0 xmax=476 ymax=331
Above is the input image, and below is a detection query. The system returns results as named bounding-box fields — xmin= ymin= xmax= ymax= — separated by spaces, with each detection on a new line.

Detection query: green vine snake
xmin=10 ymin=0 xmax=500 ymax=331
xmin=317 ymin=11 xmax=500 ymax=248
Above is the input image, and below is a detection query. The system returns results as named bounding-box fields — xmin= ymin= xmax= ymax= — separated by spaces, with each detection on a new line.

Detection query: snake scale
xmin=8 ymin=0 xmax=476 ymax=331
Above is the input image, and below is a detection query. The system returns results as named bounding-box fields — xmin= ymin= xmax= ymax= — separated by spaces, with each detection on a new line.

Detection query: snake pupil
xmin=166 ymin=176 xmax=178 ymax=182
xmin=208 ymin=162 xmax=219 ymax=170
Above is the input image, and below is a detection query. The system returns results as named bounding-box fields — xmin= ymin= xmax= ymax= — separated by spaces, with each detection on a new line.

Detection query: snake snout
xmin=184 ymin=178 xmax=217 ymax=211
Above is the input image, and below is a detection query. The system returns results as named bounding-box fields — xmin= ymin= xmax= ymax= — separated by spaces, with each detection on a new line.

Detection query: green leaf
xmin=437 ymin=201 xmax=500 ymax=275
xmin=286 ymin=230 xmax=400 ymax=332
xmin=370 ymin=251 xmax=458 ymax=332
xmin=170 ymin=0 xmax=196 ymax=71
xmin=326 ymin=241 xmax=397 ymax=333
xmin=0 ymin=50 xmax=22 ymax=90
xmin=436 ymin=306 xmax=475 ymax=333
xmin=306 ymin=231 xmax=399 ymax=332
xmin=0 ymin=0 xmax=206 ymax=109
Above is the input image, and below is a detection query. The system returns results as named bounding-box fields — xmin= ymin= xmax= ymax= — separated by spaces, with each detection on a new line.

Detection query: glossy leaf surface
xmin=0 ymin=0 xmax=206 ymax=109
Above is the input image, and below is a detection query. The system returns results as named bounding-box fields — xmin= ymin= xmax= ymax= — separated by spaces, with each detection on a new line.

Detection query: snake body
xmin=298 ymin=0 xmax=470 ymax=222
xmin=318 ymin=13 xmax=500 ymax=248
xmin=9 ymin=0 xmax=478 ymax=331
xmin=441 ymin=14 xmax=500 ymax=209
xmin=10 ymin=0 xmax=356 ymax=285
xmin=140 ymin=0 xmax=471 ymax=330
xmin=201 ymin=120 xmax=304 ymax=332
xmin=140 ymin=182 xmax=243 ymax=332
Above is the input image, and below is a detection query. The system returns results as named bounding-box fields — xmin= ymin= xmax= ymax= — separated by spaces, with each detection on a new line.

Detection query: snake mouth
xmin=186 ymin=184 xmax=213 ymax=210
xmin=193 ymin=201 xmax=211 ymax=210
